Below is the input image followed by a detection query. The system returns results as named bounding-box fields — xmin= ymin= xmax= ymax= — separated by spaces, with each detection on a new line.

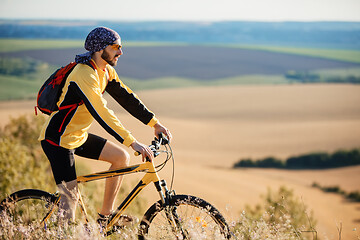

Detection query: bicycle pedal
xmin=97 ymin=213 xmax=137 ymax=230
xmin=117 ymin=214 xmax=137 ymax=227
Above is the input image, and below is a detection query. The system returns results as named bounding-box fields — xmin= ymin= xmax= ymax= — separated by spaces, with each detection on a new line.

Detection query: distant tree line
xmin=1 ymin=20 xmax=360 ymax=49
xmin=0 ymin=57 xmax=49 ymax=78
xmin=285 ymin=71 xmax=360 ymax=84
xmin=233 ymin=149 xmax=360 ymax=169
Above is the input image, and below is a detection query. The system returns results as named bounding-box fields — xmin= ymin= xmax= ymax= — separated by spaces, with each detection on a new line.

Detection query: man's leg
xmin=98 ymin=141 xmax=130 ymax=215
xmin=41 ymin=140 xmax=79 ymax=222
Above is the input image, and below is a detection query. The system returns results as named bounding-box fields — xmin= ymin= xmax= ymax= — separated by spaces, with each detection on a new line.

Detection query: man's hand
xmin=154 ymin=122 xmax=172 ymax=143
xmin=130 ymin=140 xmax=154 ymax=162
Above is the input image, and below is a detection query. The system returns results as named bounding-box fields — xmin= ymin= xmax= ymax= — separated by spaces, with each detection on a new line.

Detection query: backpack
xmin=35 ymin=61 xmax=95 ymax=115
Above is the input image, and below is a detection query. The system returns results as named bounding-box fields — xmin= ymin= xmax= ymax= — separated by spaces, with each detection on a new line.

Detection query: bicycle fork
xmin=155 ymin=180 xmax=190 ymax=239
xmin=154 ymin=179 xmax=171 ymax=205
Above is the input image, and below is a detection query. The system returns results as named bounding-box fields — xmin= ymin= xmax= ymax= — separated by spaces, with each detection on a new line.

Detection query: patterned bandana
xmin=75 ymin=27 xmax=121 ymax=63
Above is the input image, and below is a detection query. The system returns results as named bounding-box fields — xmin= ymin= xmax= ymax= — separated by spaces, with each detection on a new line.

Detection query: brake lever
xmin=158 ymin=132 xmax=169 ymax=145
xmin=134 ymin=134 xmax=168 ymax=157
xmin=134 ymin=145 xmax=159 ymax=157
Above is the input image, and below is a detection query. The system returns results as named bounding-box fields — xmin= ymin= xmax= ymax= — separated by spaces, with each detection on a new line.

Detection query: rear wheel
xmin=0 ymin=189 xmax=60 ymax=236
xmin=139 ymin=194 xmax=231 ymax=239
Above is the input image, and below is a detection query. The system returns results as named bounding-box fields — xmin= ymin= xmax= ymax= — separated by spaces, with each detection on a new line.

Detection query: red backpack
xmin=35 ymin=61 xmax=95 ymax=115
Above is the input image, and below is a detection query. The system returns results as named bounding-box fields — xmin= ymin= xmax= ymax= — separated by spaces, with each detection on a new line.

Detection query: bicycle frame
xmin=2 ymin=133 xmax=233 ymax=239
xmin=76 ymin=160 xmax=166 ymax=233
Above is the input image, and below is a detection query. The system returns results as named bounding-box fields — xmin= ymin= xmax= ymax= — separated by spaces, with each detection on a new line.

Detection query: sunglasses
xmin=110 ymin=44 xmax=122 ymax=51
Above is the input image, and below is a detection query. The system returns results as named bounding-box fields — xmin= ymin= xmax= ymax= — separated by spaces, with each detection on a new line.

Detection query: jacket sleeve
xmin=69 ymin=72 xmax=136 ymax=147
xmin=105 ymin=70 xmax=158 ymax=127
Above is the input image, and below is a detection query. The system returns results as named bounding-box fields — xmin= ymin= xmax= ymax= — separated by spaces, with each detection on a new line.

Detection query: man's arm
xmin=106 ymin=79 xmax=172 ymax=142
xmin=69 ymin=72 xmax=136 ymax=147
xmin=105 ymin=79 xmax=157 ymax=126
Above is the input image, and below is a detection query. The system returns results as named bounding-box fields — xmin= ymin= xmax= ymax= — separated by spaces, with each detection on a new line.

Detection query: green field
xmin=1 ymin=38 xmax=360 ymax=63
xmin=0 ymin=39 xmax=187 ymax=52
xmin=0 ymin=39 xmax=83 ymax=52
xmin=0 ymin=75 xmax=40 ymax=100
xmin=223 ymin=44 xmax=360 ymax=64
xmin=0 ymin=73 xmax=289 ymax=101
xmin=0 ymin=38 xmax=359 ymax=101
xmin=121 ymin=74 xmax=290 ymax=91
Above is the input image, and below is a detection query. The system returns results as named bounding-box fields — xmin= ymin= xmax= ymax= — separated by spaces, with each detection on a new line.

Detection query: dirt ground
xmin=1 ymin=84 xmax=360 ymax=239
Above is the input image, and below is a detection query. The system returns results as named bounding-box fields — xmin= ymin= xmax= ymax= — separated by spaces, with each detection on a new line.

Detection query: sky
xmin=0 ymin=0 xmax=359 ymax=22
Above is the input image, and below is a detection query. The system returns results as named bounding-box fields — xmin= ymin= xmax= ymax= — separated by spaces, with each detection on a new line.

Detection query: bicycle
xmin=0 ymin=133 xmax=232 ymax=239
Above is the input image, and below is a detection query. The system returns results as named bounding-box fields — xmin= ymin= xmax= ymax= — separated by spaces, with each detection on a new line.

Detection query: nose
xmin=118 ymin=48 xmax=123 ymax=55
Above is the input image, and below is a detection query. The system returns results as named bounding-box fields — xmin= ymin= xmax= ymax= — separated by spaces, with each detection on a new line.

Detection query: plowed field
xmin=1 ymin=46 xmax=359 ymax=80
xmin=1 ymin=84 xmax=359 ymax=239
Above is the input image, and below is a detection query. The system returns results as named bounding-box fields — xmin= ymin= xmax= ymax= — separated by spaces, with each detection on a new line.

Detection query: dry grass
xmin=0 ymin=211 xmax=316 ymax=239
xmin=1 ymin=84 xmax=360 ymax=239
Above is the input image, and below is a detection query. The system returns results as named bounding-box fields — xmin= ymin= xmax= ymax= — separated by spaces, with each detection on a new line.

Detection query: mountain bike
xmin=0 ymin=133 xmax=232 ymax=239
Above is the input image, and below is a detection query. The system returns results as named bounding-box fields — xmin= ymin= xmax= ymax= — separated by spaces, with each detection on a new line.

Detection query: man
xmin=39 ymin=27 xmax=172 ymax=224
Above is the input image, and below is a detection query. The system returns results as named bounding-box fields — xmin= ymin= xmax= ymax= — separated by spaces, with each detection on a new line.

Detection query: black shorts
xmin=41 ymin=134 xmax=107 ymax=184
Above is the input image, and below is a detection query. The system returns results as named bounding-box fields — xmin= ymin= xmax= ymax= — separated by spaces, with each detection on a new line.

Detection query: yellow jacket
xmin=39 ymin=60 xmax=157 ymax=149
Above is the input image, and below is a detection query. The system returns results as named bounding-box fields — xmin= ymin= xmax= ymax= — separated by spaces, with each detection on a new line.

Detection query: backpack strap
xmin=58 ymin=101 xmax=84 ymax=133
xmin=56 ymin=61 xmax=96 ymax=132
xmin=51 ymin=62 xmax=77 ymax=86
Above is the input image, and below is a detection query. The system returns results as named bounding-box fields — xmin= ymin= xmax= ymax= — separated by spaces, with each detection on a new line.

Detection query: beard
xmin=101 ymin=49 xmax=119 ymax=66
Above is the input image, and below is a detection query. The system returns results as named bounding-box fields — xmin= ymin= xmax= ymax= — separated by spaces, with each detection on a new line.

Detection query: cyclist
xmin=39 ymin=27 xmax=172 ymax=224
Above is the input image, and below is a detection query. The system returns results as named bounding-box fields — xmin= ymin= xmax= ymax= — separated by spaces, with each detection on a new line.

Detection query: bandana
xmin=75 ymin=27 xmax=120 ymax=63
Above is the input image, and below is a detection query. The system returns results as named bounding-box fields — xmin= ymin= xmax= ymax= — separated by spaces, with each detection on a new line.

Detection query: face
xmin=101 ymin=39 xmax=123 ymax=66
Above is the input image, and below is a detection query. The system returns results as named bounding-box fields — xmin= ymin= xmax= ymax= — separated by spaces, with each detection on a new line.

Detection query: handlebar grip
xmin=133 ymin=151 xmax=152 ymax=162
xmin=158 ymin=132 xmax=169 ymax=145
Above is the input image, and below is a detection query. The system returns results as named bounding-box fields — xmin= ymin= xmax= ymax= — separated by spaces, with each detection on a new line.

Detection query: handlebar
xmin=135 ymin=132 xmax=174 ymax=190
xmin=134 ymin=133 xmax=169 ymax=158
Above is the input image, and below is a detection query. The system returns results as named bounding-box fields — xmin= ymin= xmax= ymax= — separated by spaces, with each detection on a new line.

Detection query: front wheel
xmin=0 ymin=189 xmax=60 ymax=237
xmin=139 ymin=194 xmax=231 ymax=239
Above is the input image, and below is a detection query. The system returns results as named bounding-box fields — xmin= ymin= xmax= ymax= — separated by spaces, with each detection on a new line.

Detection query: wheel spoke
xmin=140 ymin=195 xmax=230 ymax=239
xmin=0 ymin=190 xmax=59 ymax=237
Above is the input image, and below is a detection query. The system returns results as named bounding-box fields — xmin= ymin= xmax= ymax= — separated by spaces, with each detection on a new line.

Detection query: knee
xmin=111 ymin=149 xmax=130 ymax=168
xmin=121 ymin=150 xmax=131 ymax=166
xmin=100 ymin=141 xmax=131 ymax=167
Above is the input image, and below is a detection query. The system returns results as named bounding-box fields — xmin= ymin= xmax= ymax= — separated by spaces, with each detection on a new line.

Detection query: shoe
xmin=97 ymin=213 xmax=135 ymax=231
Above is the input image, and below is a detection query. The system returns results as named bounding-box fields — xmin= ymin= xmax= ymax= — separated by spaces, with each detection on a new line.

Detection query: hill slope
xmin=1 ymin=84 xmax=360 ymax=239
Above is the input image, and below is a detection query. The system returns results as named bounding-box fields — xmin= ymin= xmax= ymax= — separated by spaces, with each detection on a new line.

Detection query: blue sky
xmin=0 ymin=0 xmax=359 ymax=22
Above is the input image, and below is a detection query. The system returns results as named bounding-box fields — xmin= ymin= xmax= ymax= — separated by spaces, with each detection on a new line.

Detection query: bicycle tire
xmin=138 ymin=194 xmax=231 ymax=239
xmin=0 ymin=189 xmax=59 ymax=235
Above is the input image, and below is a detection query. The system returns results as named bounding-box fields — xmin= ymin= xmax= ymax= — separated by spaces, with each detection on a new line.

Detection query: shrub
xmin=0 ymin=115 xmax=147 ymax=218
xmin=286 ymin=153 xmax=329 ymax=169
xmin=0 ymin=115 xmax=54 ymax=199
xmin=312 ymin=182 xmax=360 ymax=202
xmin=1 ymin=115 xmax=46 ymax=147
xmin=257 ymin=157 xmax=285 ymax=168
xmin=234 ymin=149 xmax=360 ymax=169
xmin=233 ymin=157 xmax=284 ymax=169
xmin=235 ymin=186 xmax=317 ymax=239
xmin=285 ymin=71 xmax=321 ymax=83
xmin=330 ymin=149 xmax=360 ymax=167
xmin=0 ymin=57 xmax=50 ymax=78
xmin=285 ymin=70 xmax=360 ymax=84
xmin=347 ymin=191 xmax=360 ymax=202
xmin=233 ymin=158 xmax=256 ymax=168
